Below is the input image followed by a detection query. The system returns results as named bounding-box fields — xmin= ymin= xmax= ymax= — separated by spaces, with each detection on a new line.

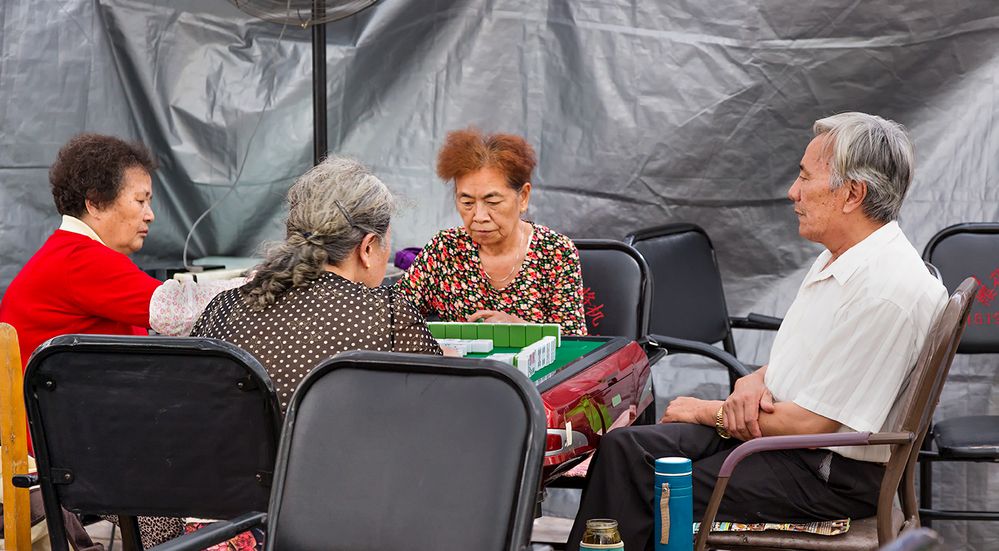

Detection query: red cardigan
xmin=0 ymin=230 xmax=162 ymax=369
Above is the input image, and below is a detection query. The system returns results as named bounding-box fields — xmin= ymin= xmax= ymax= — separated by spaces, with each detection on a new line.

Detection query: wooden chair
xmin=694 ymin=277 xmax=977 ymax=550
xmin=0 ymin=323 xmax=31 ymax=550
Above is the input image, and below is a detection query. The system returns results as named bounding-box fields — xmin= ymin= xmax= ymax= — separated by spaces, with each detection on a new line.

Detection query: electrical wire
xmin=181 ymin=7 xmax=296 ymax=271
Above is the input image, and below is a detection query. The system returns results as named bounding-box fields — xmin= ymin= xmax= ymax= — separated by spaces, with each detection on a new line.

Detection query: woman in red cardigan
xmin=0 ymin=133 xmax=240 ymax=548
xmin=0 ymin=133 xmax=240 ymax=371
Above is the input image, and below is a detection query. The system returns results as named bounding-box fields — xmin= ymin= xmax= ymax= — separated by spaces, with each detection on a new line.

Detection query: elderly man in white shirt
xmin=567 ymin=112 xmax=948 ymax=551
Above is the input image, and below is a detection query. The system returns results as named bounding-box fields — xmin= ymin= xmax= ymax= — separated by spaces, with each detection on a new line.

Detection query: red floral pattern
xmin=184 ymin=522 xmax=262 ymax=550
xmin=395 ymin=222 xmax=587 ymax=335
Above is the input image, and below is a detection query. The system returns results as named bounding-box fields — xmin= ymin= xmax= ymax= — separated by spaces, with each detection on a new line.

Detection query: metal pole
xmin=311 ymin=4 xmax=328 ymax=166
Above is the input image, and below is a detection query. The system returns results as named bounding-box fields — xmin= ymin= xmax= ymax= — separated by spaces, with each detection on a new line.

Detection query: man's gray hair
xmin=813 ymin=112 xmax=915 ymax=223
xmin=242 ymin=156 xmax=395 ymax=310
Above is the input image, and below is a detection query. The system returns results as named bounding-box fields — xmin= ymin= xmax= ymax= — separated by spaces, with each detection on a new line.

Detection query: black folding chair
xmin=573 ymin=239 xmax=652 ymax=340
xmin=919 ymin=223 xmax=999 ymax=525
xmin=624 ymin=223 xmax=782 ymax=389
xmin=18 ymin=335 xmax=281 ymax=551
xmin=158 ymin=351 xmax=547 ymax=551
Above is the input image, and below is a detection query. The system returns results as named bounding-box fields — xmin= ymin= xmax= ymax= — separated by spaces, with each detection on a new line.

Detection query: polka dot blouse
xmin=191 ymin=272 xmax=442 ymax=410
xmin=395 ymin=222 xmax=587 ymax=335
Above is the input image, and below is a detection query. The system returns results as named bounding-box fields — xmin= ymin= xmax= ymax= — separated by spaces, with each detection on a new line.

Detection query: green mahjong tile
xmin=461 ymin=324 xmax=478 ymax=340
xmin=428 ymin=323 xmax=447 ymax=339
xmin=542 ymin=324 xmax=561 ymax=346
xmin=445 ymin=324 xmax=462 ymax=339
xmin=509 ymin=325 xmax=527 ymax=347
xmin=476 ymin=324 xmax=494 ymax=340
xmin=492 ymin=325 xmax=510 ymax=347
xmin=524 ymin=325 xmax=543 ymax=346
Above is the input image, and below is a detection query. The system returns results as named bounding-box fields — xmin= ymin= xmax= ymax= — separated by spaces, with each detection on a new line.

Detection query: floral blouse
xmin=395 ymin=222 xmax=587 ymax=335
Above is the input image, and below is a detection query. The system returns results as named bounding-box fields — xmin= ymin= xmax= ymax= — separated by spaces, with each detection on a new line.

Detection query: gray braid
xmin=242 ymin=156 xmax=395 ymax=310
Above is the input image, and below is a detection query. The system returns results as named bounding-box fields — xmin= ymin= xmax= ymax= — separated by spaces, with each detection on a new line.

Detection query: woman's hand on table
xmin=467 ymin=310 xmax=526 ymax=324
xmin=441 ymin=346 xmax=462 ymax=357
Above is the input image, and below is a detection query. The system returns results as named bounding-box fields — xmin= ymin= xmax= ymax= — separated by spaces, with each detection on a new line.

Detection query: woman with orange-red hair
xmin=395 ymin=128 xmax=586 ymax=335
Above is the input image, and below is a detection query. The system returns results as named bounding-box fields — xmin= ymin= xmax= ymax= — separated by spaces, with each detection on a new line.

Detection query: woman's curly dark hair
xmin=49 ymin=133 xmax=158 ymax=217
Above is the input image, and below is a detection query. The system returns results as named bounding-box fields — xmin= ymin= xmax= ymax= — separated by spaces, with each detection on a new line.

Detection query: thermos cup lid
xmin=655 ymin=456 xmax=692 ymax=476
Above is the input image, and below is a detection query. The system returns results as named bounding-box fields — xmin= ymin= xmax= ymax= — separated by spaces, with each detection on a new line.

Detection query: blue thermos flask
xmin=654 ymin=457 xmax=693 ymax=551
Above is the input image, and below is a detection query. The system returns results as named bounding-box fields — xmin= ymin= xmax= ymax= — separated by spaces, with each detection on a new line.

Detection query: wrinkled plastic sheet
xmin=2 ymin=1 xmax=998 ymax=546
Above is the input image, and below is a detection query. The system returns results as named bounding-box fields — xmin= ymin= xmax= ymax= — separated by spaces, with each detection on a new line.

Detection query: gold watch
xmin=715 ymin=405 xmax=731 ymax=439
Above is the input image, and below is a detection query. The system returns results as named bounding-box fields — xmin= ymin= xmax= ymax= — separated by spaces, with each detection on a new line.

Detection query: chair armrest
xmin=694 ymin=431 xmax=913 ymax=550
xmin=729 ymin=313 xmax=783 ymax=331
xmin=716 ymin=431 xmax=912 ymax=477
xmin=11 ymin=474 xmax=38 ymax=488
xmin=648 ymin=334 xmax=752 ymax=379
xmin=147 ymin=512 xmax=267 ymax=551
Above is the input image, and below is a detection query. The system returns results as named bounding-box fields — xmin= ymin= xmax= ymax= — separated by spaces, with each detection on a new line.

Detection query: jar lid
xmin=585 ymin=519 xmax=619 ymax=530
xmin=655 ymin=456 xmax=692 ymax=475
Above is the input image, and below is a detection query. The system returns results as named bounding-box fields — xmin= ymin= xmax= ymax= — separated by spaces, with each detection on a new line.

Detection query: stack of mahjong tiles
xmin=427 ymin=322 xmax=561 ymax=377
xmin=435 ymin=338 xmax=494 ymax=356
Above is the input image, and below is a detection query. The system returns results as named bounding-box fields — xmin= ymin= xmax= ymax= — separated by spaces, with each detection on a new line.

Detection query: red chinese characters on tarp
xmin=973 ymin=269 xmax=999 ymax=306
xmin=968 ymin=268 xmax=999 ymax=327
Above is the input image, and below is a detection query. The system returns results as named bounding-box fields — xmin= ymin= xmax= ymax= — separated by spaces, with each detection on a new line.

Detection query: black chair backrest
xmin=24 ymin=335 xmax=281 ymax=523
xmin=923 ymin=223 xmax=999 ymax=354
xmin=625 ymin=223 xmax=732 ymax=345
xmin=574 ymin=239 xmax=651 ymax=339
xmin=267 ymin=351 xmax=546 ymax=551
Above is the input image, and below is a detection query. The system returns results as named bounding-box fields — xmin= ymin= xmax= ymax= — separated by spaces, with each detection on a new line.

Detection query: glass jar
xmin=580 ymin=518 xmax=624 ymax=549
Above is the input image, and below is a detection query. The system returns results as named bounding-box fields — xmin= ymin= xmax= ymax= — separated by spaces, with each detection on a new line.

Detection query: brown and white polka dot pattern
xmin=192 ymin=272 xmax=442 ymax=410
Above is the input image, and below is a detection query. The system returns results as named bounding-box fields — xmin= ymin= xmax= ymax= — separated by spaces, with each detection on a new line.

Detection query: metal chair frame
xmin=625 ymin=223 xmax=781 ymax=390
xmin=573 ymin=238 xmax=653 ymax=340
xmin=919 ymin=222 xmax=999 ymax=524
xmin=19 ymin=335 xmax=281 ymax=551
xmin=155 ymin=351 xmax=547 ymax=551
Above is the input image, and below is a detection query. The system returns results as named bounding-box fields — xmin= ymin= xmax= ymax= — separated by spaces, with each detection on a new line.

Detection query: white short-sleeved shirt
xmin=765 ymin=221 xmax=947 ymax=463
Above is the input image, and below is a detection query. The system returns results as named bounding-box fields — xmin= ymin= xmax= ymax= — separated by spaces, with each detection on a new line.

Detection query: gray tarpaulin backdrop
xmin=1 ymin=0 xmax=997 ymax=547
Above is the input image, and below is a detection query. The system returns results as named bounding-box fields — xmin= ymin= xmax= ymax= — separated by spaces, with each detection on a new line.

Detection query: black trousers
xmin=566 ymin=423 xmax=885 ymax=551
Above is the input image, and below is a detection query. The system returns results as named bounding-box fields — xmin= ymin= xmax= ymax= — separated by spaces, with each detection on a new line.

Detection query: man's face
xmin=788 ymin=135 xmax=848 ymax=244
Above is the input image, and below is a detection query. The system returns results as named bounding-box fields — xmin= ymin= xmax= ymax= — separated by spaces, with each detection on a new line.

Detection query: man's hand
xmin=467 ymin=310 xmax=527 ymax=324
xmin=723 ymin=367 xmax=775 ymax=441
xmin=659 ymin=397 xmax=720 ymax=426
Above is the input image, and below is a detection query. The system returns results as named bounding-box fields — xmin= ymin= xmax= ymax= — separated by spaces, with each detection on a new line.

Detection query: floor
xmin=85 ymin=521 xmax=121 ymax=549
xmin=532 ymin=515 xmax=574 ymax=550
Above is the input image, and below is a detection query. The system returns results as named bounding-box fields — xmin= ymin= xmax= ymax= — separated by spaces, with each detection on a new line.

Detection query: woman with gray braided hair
xmin=192 ymin=156 xmax=442 ymax=410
